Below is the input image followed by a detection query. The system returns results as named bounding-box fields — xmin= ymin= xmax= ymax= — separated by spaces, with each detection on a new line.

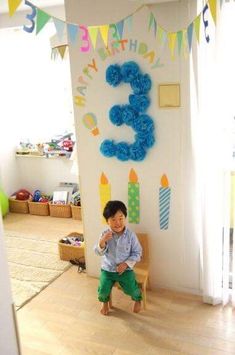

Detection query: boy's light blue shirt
xmin=94 ymin=227 xmax=142 ymax=272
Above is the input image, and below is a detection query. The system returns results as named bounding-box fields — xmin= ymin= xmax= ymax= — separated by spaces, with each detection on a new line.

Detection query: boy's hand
xmin=116 ymin=262 xmax=128 ymax=275
xmin=99 ymin=230 xmax=113 ymax=248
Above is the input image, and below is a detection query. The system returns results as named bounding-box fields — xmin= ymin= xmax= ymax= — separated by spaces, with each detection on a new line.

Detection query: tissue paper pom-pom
xmin=130 ymin=73 xmax=152 ymax=94
xmin=100 ymin=140 xmax=116 ymax=157
xmin=109 ymin=105 xmax=123 ymax=126
xmin=121 ymin=61 xmax=140 ymax=83
xmin=122 ymin=105 xmax=138 ymax=126
xmin=129 ymin=142 xmax=147 ymax=161
xmin=132 ymin=114 xmax=154 ymax=133
xmin=129 ymin=94 xmax=150 ymax=113
xmin=116 ymin=142 xmax=130 ymax=161
xmin=106 ymin=64 xmax=122 ymax=87
xmin=135 ymin=131 xmax=155 ymax=148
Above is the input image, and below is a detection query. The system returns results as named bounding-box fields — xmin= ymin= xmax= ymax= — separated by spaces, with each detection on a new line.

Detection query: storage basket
xmin=28 ymin=201 xmax=49 ymax=216
xmin=9 ymin=198 xmax=29 ymax=214
xmin=58 ymin=232 xmax=85 ymax=261
xmin=49 ymin=203 xmax=72 ymax=218
xmin=71 ymin=204 xmax=82 ymax=220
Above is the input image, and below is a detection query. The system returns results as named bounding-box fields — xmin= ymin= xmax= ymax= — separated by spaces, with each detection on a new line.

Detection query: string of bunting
xmin=7 ymin=0 xmax=217 ymax=59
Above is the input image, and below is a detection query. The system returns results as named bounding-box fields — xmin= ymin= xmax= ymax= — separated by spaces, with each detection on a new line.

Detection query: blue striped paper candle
xmin=159 ymin=174 xmax=171 ymax=230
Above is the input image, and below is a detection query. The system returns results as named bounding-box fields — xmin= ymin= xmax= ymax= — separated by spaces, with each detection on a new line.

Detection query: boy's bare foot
xmin=133 ymin=301 xmax=141 ymax=313
xmin=108 ymin=300 xmax=114 ymax=309
xmin=100 ymin=302 xmax=109 ymax=315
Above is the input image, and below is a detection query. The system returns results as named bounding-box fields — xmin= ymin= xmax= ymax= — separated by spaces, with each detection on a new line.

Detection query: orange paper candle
xmin=99 ymin=172 xmax=111 ymax=223
xmin=128 ymin=168 xmax=140 ymax=224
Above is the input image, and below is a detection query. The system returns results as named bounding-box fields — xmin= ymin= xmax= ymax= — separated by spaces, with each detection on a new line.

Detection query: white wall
xmin=0 ymin=6 xmax=76 ymax=196
xmin=65 ymin=0 xmax=200 ymax=293
xmin=15 ymin=155 xmax=78 ymax=195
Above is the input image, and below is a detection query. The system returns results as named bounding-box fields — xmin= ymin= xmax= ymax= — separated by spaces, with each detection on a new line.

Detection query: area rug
xmin=4 ymin=233 xmax=71 ymax=310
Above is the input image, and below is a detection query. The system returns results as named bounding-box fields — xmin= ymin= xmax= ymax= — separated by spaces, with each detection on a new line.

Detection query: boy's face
xmin=107 ymin=210 xmax=126 ymax=234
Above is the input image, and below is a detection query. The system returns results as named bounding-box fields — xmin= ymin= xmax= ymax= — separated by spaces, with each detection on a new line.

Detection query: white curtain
xmin=194 ymin=1 xmax=235 ymax=306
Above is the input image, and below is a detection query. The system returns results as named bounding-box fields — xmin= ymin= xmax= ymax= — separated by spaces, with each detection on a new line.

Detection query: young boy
xmin=94 ymin=200 xmax=142 ymax=315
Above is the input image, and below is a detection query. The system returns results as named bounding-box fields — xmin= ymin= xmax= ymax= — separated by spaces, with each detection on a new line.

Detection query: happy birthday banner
xmin=7 ymin=0 xmax=217 ymax=59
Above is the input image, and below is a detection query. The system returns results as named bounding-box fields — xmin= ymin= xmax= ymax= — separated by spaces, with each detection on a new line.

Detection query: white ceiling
xmin=0 ymin=0 xmax=178 ymax=13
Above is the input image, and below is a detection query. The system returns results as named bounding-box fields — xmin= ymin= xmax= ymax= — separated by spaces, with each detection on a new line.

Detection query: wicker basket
xmin=71 ymin=204 xmax=82 ymax=220
xmin=58 ymin=232 xmax=85 ymax=261
xmin=49 ymin=203 xmax=72 ymax=218
xmin=9 ymin=198 xmax=29 ymax=214
xmin=28 ymin=201 xmax=49 ymax=216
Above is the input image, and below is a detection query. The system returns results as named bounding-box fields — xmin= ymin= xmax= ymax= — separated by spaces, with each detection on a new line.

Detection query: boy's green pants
xmin=98 ymin=269 xmax=142 ymax=302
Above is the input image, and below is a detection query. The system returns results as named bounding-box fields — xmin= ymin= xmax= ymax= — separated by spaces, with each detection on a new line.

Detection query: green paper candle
xmin=128 ymin=168 xmax=140 ymax=224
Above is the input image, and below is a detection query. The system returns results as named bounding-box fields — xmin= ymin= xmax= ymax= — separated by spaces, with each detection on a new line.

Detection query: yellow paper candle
xmin=128 ymin=168 xmax=140 ymax=224
xmin=99 ymin=172 xmax=111 ymax=223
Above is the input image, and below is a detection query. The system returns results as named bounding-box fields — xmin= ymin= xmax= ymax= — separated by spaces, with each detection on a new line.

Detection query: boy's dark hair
xmin=103 ymin=200 xmax=127 ymax=220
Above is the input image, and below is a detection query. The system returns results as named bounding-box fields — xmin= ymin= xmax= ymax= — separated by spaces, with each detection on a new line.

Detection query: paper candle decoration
xmin=159 ymin=174 xmax=171 ymax=230
xmin=82 ymin=112 xmax=99 ymax=136
xmin=128 ymin=168 xmax=140 ymax=224
xmin=99 ymin=172 xmax=111 ymax=223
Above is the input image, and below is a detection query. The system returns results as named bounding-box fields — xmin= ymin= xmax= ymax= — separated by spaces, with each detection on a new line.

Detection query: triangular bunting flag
xmin=202 ymin=4 xmax=210 ymax=43
xmin=157 ymin=26 xmax=167 ymax=47
xmin=36 ymin=9 xmax=51 ymax=35
xmin=148 ymin=12 xmax=153 ymax=31
xmin=177 ymin=31 xmax=183 ymax=55
xmin=23 ymin=1 xmax=36 ymax=33
xmin=88 ymin=26 xmax=99 ymax=49
xmin=187 ymin=22 xmax=194 ymax=52
xmin=157 ymin=26 xmax=163 ymax=43
xmin=99 ymin=25 xmax=109 ymax=47
xmin=110 ymin=24 xmax=119 ymax=41
xmin=53 ymin=18 xmax=65 ymax=40
xmin=168 ymin=32 xmax=177 ymax=59
xmin=57 ymin=45 xmax=67 ymax=59
xmin=208 ymin=0 xmax=217 ymax=24
xmin=162 ymin=30 xmax=168 ymax=46
xmin=193 ymin=15 xmax=201 ymax=43
xmin=67 ymin=23 xmax=79 ymax=44
xmin=149 ymin=13 xmax=157 ymax=36
xmin=8 ymin=0 xmax=22 ymax=17
xmin=125 ymin=15 xmax=132 ymax=31
xmin=51 ymin=48 xmax=58 ymax=60
xmin=116 ymin=20 xmax=124 ymax=39
xmin=148 ymin=12 xmax=157 ymax=35
xmin=182 ymin=29 xmax=188 ymax=59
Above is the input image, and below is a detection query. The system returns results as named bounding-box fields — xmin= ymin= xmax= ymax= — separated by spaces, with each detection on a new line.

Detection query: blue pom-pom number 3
xmin=100 ymin=61 xmax=155 ymax=162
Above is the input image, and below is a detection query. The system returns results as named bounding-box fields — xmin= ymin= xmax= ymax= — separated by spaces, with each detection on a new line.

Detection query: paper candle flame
xmin=100 ymin=172 xmax=109 ymax=184
xmin=161 ymin=174 xmax=169 ymax=187
xmin=82 ymin=112 xmax=99 ymax=136
xmin=129 ymin=168 xmax=138 ymax=183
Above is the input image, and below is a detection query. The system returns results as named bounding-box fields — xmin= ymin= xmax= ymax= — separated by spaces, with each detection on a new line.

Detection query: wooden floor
xmin=3 ymin=213 xmax=235 ymax=355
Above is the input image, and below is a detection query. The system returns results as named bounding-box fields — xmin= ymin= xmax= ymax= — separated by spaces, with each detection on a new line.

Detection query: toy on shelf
xmin=44 ymin=133 xmax=75 ymax=158
xmin=32 ymin=190 xmax=51 ymax=203
xmin=12 ymin=189 xmax=32 ymax=201
xmin=16 ymin=141 xmax=44 ymax=156
xmin=16 ymin=132 xmax=76 ymax=158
